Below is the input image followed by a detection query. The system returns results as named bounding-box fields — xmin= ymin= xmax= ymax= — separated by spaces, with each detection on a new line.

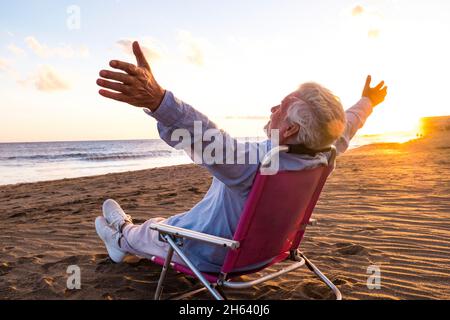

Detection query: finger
xmin=99 ymin=89 xmax=130 ymax=103
xmin=110 ymin=60 xmax=138 ymax=75
xmin=97 ymin=79 xmax=130 ymax=94
xmin=365 ymin=75 xmax=372 ymax=88
xmin=375 ymin=81 xmax=385 ymax=90
xmin=133 ymin=41 xmax=150 ymax=70
xmin=99 ymin=70 xmax=135 ymax=84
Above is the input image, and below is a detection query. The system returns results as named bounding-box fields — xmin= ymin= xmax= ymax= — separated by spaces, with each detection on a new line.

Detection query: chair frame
xmin=149 ymin=145 xmax=342 ymax=300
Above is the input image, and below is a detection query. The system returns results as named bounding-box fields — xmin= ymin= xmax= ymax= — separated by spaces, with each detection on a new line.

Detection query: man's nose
xmin=271 ymin=105 xmax=280 ymax=113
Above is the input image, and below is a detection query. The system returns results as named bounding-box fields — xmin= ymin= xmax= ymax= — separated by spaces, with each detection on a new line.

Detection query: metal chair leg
xmin=215 ymin=285 xmax=228 ymax=300
xmin=154 ymin=246 xmax=174 ymax=300
xmin=165 ymin=235 xmax=224 ymax=300
xmin=298 ymin=252 xmax=342 ymax=300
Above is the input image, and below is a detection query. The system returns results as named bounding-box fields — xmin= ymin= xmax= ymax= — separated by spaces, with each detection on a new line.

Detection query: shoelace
xmin=110 ymin=228 xmax=125 ymax=248
xmin=109 ymin=210 xmax=133 ymax=227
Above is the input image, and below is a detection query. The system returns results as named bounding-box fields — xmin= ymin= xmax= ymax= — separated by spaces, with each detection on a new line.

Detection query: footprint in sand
xmin=188 ymin=187 xmax=203 ymax=195
xmin=299 ymin=281 xmax=335 ymax=300
xmin=332 ymin=278 xmax=347 ymax=286
xmin=158 ymin=201 xmax=175 ymax=205
xmin=332 ymin=276 xmax=358 ymax=286
xmin=335 ymin=243 xmax=367 ymax=255
xmin=157 ymin=192 xmax=178 ymax=199
xmin=42 ymin=255 xmax=81 ymax=271
xmin=0 ymin=263 xmax=13 ymax=276
xmin=9 ymin=212 xmax=27 ymax=218
xmin=16 ymin=256 xmax=42 ymax=265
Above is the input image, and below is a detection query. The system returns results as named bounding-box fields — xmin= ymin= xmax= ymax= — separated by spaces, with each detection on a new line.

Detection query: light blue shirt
xmin=145 ymin=91 xmax=373 ymax=272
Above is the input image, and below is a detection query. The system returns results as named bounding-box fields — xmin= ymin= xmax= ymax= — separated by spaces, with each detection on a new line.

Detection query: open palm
xmin=362 ymin=75 xmax=388 ymax=107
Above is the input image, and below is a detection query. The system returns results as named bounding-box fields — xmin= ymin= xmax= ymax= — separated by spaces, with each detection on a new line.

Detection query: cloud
xmin=349 ymin=5 xmax=383 ymax=39
xmin=2 ymin=30 xmax=14 ymax=37
xmin=0 ymin=57 xmax=22 ymax=81
xmin=25 ymin=36 xmax=89 ymax=59
xmin=32 ymin=65 xmax=70 ymax=92
xmin=116 ymin=39 xmax=162 ymax=61
xmin=116 ymin=32 xmax=212 ymax=67
xmin=177 ymin=30 xmax=207 ymax=67
xmin=352 ymin=5 xmax=364 ymax=16
xmin=0 ymin=57 xmax=10 ymax=72
xmin=1 ymin=58 xmax=70 ymax=91
xmin=7 ymin=44 xmax=26 ymax=57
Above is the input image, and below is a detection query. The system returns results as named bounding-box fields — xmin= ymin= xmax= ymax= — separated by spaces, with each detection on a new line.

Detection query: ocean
xmin=0 ymin=139 xmax=190 ymax=186
xmin=0 ymin=131 xmax=417 ymax=186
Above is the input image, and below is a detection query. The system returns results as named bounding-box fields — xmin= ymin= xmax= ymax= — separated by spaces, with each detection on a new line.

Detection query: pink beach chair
xmin=150 ymin=144 xmax=342 ymax=300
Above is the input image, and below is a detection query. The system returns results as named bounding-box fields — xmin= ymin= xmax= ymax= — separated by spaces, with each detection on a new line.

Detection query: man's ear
xmin=283 ymin=123 xmax=300 ymax=139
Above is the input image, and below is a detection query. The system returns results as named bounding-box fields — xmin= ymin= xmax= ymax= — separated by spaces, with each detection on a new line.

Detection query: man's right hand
xmin=362 ymin=75 xmax=388 ymax=107
xmin=97 ymin=41 xmax=166 ymax=112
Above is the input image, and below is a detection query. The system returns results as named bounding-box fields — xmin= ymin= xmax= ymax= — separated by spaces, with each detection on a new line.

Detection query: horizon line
xmin=0 ymin=136 xmax=268 ymax=144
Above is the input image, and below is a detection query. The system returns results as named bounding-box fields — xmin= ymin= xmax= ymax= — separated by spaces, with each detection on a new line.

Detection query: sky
xmin=1 ymin=0 xmax=449 ymax=143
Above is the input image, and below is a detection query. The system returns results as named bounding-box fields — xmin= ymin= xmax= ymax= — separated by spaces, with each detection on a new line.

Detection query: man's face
xmin=264 ymin=92 xmax=302 ymax=140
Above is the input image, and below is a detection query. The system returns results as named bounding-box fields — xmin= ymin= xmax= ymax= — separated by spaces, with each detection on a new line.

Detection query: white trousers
xmin=120 ymin=217 xmax=186 ymax=266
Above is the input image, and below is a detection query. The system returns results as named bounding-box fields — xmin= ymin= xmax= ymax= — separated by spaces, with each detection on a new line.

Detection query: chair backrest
xmin=221 ymin=145 xmax=335 ymax=274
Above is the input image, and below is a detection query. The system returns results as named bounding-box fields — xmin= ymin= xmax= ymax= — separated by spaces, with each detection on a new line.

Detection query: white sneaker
xmin=95 ymin=216 xmax=126 ymax=263
xmin=102 ymin=199 xmax=133 ymax=232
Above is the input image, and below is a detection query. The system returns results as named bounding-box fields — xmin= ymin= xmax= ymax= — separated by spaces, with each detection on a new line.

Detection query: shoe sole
xmin=95 ymin=217 xmax=126 ymax=263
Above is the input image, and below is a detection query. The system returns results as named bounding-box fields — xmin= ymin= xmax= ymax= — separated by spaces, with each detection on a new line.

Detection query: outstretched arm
xmin=145 ymin=91 xmax=261 ymax=190
xmin=334 ymin=75 xmax=388 ymax=155
xmin=97 ymin=41 xmax=260 ymax=191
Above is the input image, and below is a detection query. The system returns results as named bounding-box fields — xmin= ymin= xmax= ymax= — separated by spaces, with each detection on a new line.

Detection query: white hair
xmin=286 ymin=82 xmax=346 ymax=149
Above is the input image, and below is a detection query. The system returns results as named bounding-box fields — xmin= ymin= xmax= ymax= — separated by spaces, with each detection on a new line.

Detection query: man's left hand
xmin=362 ymin=75 xmax=388 ymax=108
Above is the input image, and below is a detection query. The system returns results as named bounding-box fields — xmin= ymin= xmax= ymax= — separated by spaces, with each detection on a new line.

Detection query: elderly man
xmin=95 ymin=41 xmax=387 ymax=272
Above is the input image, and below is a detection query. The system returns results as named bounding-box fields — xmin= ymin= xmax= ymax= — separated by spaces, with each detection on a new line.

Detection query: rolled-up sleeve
xmin=334 ymin=97 xmax=373 ymax=155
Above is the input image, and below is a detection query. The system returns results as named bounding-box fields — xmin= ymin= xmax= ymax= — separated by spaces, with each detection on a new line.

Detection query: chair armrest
xmin=149 ymin=223 xmax=240 ymax=249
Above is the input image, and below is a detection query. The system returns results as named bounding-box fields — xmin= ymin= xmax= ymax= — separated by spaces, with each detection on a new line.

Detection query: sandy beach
xmin=0 ymin=131 xmax=449 ymax=300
